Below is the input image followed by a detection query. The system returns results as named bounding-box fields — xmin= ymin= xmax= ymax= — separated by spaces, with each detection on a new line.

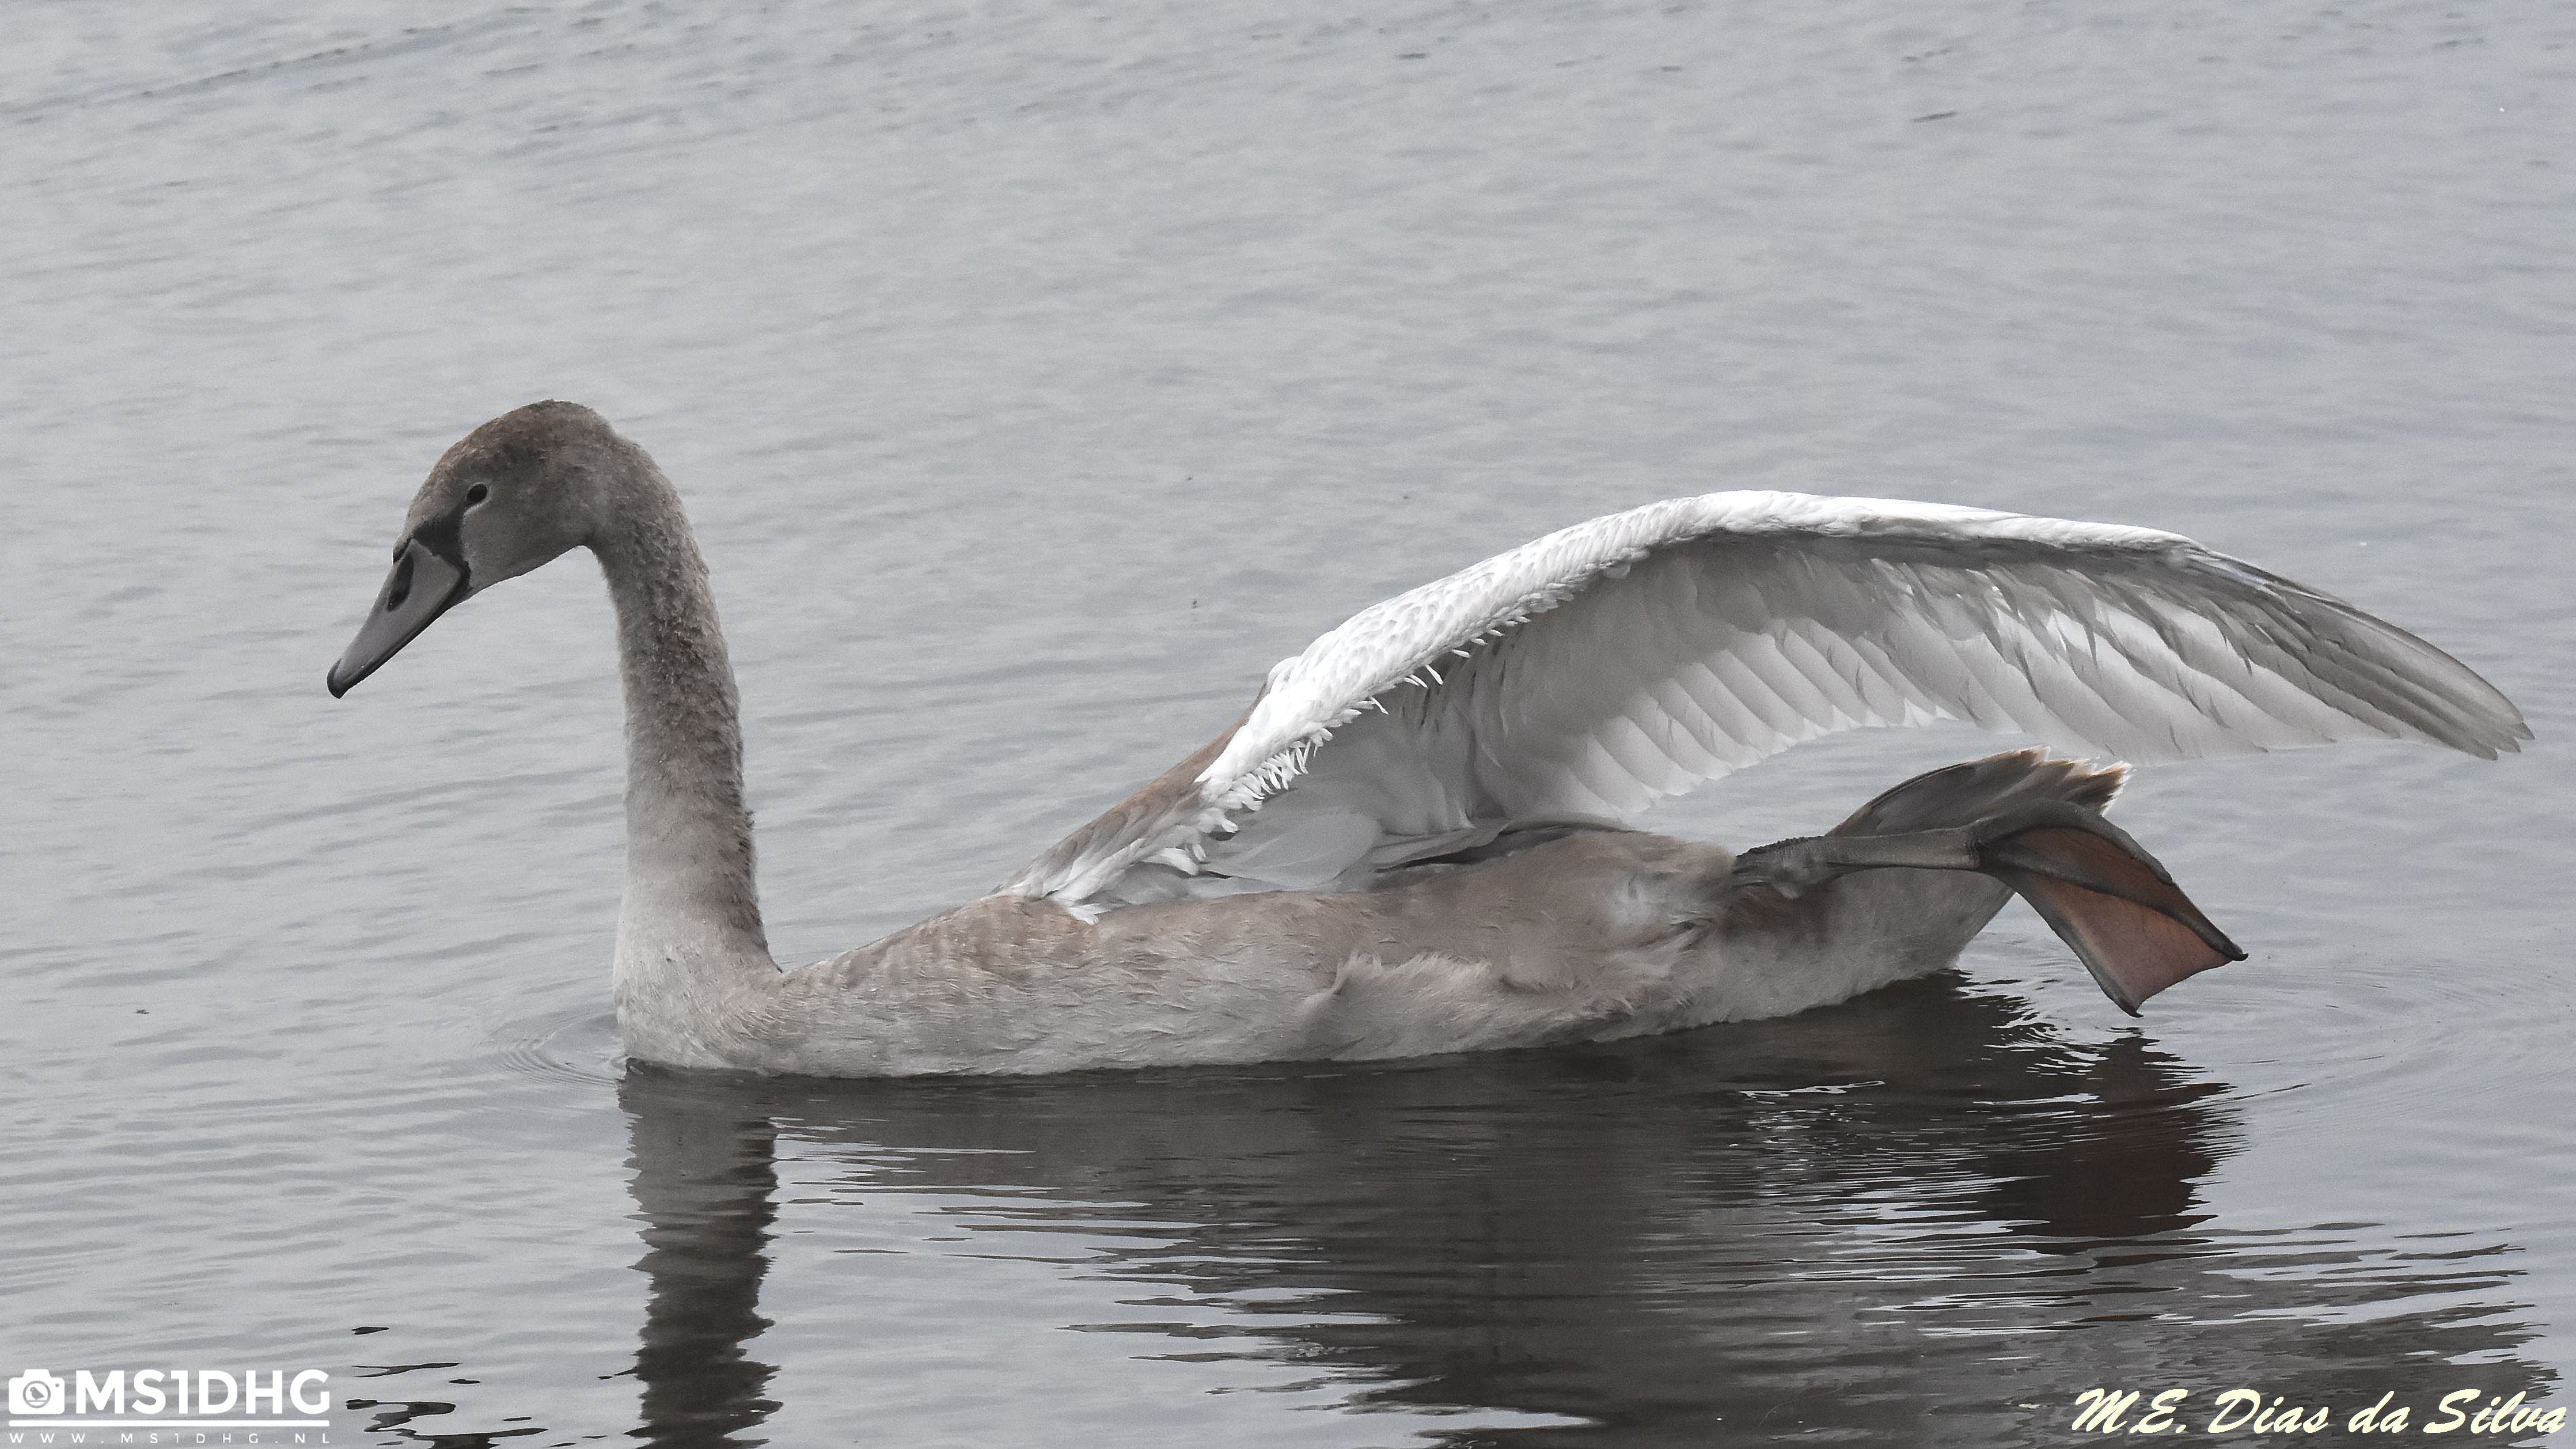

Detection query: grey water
xmin=3 ymin=1 xmax=2572 ymax=1444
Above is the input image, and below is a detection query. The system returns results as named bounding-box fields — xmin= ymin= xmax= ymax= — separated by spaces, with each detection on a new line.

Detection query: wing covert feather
xmin=1002 ymin=491 xmax=2525 ymax=907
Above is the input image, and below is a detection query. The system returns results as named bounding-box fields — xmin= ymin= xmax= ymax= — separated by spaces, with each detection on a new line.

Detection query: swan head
xmin=327 ymin=400 xmax=622 ymax=696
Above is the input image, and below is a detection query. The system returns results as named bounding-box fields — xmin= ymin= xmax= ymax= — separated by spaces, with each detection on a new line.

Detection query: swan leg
xmin=1733 ymin=780 xmax=2244 ymax=1016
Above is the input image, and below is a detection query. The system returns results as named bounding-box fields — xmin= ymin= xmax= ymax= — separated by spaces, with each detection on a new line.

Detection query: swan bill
xmin=328 ymin=537 xmax=468 ymax=697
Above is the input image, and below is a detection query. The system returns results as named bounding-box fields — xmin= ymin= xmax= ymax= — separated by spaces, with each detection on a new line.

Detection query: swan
xmin=326 ymin=401 xmax=2527 ymax=1077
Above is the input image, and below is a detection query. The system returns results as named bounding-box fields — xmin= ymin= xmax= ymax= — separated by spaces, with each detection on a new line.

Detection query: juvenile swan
xmin=328 ymin=403 xmax=2526 ymax=1076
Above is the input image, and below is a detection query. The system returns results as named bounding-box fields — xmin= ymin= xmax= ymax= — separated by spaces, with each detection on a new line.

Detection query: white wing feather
xmin=1003 ymin=491 xmax=2525 ymax=908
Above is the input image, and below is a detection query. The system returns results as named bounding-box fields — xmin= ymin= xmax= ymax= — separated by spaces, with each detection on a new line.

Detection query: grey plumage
xmin=328 ymin=405 xmax=2527 ymax=1078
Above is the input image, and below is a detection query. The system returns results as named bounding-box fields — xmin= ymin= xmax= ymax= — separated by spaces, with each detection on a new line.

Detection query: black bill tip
xmin=329 ymin=538 xmax=467 ymax=696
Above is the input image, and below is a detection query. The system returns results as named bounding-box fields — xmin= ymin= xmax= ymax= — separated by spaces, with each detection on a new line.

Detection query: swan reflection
xmin=618 ymin=978 xmax=2550 ymax=1445
xmin=625 ymin=1098 xmax=781 ymax=1443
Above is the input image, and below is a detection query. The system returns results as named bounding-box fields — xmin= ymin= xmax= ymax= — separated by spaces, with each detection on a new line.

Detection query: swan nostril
xmin=385 ymin=552 xmax=416 ymax=611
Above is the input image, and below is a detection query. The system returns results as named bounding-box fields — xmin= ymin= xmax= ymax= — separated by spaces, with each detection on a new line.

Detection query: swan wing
xmin=1004 ymin=491 xmax=2526 ymax=908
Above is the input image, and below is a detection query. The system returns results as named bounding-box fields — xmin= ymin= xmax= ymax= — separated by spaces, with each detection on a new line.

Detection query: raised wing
xmin=1002 ymin=491 xmax=2525 ymax=910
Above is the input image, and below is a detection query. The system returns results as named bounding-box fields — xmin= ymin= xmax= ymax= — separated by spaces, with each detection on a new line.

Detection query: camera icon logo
xmin=8 ymin=1370 xmax=68 ymax=1415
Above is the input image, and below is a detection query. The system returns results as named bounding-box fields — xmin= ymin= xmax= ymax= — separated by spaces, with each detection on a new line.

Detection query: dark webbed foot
xmin=1735 ymin=784 xmax=2245 ymax=1015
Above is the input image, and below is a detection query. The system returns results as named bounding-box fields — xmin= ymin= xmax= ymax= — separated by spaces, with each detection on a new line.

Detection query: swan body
xmin=328 ymin=403 xmax=2527 ymax=1078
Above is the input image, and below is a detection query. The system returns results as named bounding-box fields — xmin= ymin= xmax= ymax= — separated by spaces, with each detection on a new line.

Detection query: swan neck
xmin=593 ymin=461 xmax=771 ymax=973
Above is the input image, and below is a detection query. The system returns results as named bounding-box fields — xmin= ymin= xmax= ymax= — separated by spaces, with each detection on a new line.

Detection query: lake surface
xmin=3 ymin=1 xmax=2571 ymax=1444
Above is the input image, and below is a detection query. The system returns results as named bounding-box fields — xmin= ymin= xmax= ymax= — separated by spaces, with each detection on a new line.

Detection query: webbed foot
xmin=1735 ymin=793 xmax=2244 ymax=1015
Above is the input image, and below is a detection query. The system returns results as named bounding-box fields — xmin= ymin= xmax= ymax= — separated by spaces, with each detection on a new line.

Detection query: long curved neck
xmin=593 ymin=458 xmax=772 ymax=990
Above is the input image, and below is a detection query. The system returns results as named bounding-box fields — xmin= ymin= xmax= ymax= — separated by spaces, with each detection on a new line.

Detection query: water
xmin=3 ymin=1 xmax=2571 ymax=1443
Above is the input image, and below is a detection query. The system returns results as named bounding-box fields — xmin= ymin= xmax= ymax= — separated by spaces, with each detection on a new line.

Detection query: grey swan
xmin=326 ymin=402 xmax=2527 ymax=1076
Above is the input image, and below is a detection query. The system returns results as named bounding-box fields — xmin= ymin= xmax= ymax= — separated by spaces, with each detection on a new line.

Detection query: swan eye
xmin=465 ymin=483 xmax=490 ymax=506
